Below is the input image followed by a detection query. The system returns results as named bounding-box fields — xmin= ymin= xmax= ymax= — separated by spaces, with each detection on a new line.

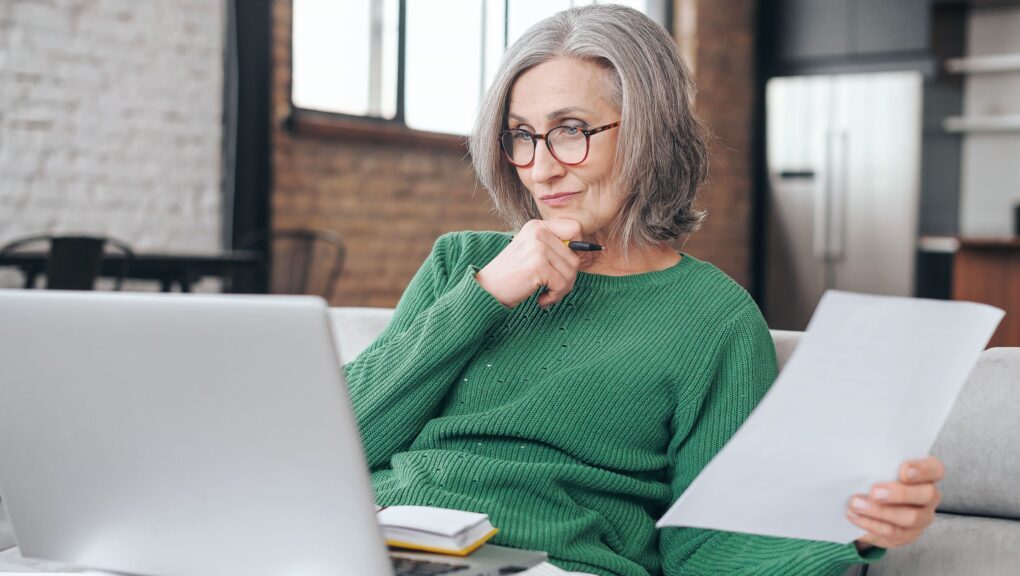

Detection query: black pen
xmin=563 ymin=240 xmax=604 ymax=251
xmin=508 ymin=235 xmax=604 ymax=251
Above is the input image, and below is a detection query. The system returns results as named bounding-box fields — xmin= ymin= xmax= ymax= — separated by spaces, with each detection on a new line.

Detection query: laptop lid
xmin=0 ymin=290 xmax=394 ymax=576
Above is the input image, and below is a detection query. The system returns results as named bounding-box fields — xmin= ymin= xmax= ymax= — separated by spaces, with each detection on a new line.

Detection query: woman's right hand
xmin=475 ymin=218 xmax=582 ymax=309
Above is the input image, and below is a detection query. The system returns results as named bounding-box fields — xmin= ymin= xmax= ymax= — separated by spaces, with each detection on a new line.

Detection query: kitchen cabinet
xmin=953 ymin=238 xmax=1020 ymax=347
xmin=774 ymin=0 xmax=931 ymax=63
xmin=776 ymin=0 xmax=854 ymax=61
xmin=856 ymin=0 xmax=930 ymax=56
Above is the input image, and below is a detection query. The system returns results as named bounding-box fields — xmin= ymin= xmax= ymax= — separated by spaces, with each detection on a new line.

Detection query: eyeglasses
xmin=498 ymin=121 xmax=621 ymax=168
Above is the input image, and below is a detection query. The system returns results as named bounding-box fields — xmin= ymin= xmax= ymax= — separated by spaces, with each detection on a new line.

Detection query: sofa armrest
xmin=328 ymin=307 xmax=395 ymax=363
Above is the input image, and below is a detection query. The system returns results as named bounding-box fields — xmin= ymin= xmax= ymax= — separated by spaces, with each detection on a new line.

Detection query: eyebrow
xmin=508 ymin=106 xmax=595 ymax=124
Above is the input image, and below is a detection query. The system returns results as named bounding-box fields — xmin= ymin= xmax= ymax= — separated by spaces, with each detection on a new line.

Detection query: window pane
xmin=292 ymin=0 xmax=398 ymax=119
xmin=507 ymin=0 xmax=573 ymax=44
xmin=600 ymin=0 xmax=648 ymax=13
xmin=483 ymin=0 xmax=506 ymax=90
xmin=504 ymin=2 xmax=657 ymax=57
xmin=379 ymin=0 xmax=400 ymax=119
xmin=291 ymin=0 xmax=666 ymax=133
xmin=404 ymin=1 xmax=483 ymax=134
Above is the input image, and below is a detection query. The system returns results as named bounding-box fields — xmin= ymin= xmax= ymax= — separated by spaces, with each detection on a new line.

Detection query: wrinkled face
xmin=506 ymin=57 xmax=624 ymax=240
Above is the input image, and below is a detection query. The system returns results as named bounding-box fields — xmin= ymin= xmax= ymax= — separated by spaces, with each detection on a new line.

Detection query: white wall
xmin=0 ymin=0 xmax=225 ymax=288
xmin=959 ymin=6 xmax=1020 ymax=236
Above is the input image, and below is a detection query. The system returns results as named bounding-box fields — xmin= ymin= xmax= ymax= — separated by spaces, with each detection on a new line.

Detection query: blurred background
xmin=0 ymin=0 xmax=1017 ymax=345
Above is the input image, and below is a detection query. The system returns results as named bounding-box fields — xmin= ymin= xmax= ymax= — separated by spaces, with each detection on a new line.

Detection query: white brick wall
xmin=0 ymin=0 xmax=225 ymax=289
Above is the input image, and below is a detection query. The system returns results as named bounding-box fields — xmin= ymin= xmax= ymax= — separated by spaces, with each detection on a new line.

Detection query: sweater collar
xmin=572 ymin=253 xmax=696 ymax=291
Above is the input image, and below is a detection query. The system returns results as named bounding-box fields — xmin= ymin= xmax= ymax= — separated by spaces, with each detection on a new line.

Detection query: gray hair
xmin=469 ymin=4 xmax=708 ymax=251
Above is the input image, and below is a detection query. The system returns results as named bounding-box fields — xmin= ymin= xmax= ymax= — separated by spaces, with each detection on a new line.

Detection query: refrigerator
xmin=764 ymin=72 xmax=924 ymax=331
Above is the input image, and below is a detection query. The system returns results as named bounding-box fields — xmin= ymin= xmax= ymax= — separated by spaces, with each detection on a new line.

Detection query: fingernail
xmin=873 ymin=488 xmax=890 ymax=501
xmin=851 ymin=497 xmax=869 ymax=510
xmin=847 ymin=509 xmax=860 ymax=518
xmin=907 ymin=467 xmax=919 ymax=480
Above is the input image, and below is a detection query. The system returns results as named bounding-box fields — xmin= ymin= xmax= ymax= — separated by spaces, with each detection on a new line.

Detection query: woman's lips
xmin=539 ymin=191 xmax=581 ymax=207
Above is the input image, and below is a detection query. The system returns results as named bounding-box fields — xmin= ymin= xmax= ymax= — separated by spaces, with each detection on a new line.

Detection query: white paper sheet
xmin=656 ymin=290 xmax=1004 ymax=543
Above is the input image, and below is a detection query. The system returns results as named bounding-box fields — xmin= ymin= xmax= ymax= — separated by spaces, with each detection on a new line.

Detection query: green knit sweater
xmin=346 ymin=231 xmax=881 ymax=576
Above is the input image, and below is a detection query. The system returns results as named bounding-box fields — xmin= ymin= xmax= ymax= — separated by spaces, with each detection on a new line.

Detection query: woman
xmin=346 ymin=5 xmax=943 ymax=575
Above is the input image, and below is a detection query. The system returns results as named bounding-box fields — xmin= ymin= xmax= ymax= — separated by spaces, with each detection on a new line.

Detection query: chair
xmin=0 ymin=234 xmax=134 ymax=291
xmin=237 ymin=228 xmax=346 ymax=299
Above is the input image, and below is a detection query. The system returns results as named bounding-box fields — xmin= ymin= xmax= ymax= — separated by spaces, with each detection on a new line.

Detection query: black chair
xmin=0 ymin=234 xmax=135 ymax=290
xmin=235 ymin=228 xmax=346 ymax=299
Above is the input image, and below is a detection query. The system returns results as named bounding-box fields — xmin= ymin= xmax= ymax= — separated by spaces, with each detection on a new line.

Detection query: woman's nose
xmin=529 ymin=140 xmax=566 ymax=183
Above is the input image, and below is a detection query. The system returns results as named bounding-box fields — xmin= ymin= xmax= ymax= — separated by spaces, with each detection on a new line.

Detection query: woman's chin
xmin=541 ymin=205 xmax=581 ymax=219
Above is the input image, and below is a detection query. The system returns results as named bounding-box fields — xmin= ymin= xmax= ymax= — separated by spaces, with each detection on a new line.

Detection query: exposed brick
xmin=271 ymin=16 xmax=505 ymax=305
xmin=680 ymin=0 xmax=756 ymax=289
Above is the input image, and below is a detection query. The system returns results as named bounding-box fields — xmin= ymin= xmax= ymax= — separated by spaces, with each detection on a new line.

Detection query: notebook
xmin=377 ymin=506 xmax=498 ymax=556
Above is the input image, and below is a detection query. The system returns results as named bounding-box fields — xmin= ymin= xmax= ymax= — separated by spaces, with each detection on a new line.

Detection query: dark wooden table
xmin=0 ymin=250 xmax=264 ymax=292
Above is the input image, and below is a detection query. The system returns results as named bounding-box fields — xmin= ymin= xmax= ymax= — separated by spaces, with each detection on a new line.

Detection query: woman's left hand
xmin=848 ymin=456 xmax=945 ymax=551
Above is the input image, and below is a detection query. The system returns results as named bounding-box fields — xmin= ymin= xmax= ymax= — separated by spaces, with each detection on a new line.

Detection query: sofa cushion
xmin=768 ymin=329 xmax=1020 ymax=520
xmin=929 ymin=348 xmax=1020 ymax=518
xmin=769 ymin=329 xmax=803 ymax=368
xmin=328 ymin=307 xmax=395 ymax=363
xmin=868 ymin=513 xmax=1020 ymax=576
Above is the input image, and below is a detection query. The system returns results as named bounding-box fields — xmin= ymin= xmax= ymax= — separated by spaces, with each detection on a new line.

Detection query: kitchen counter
xmin=950 ymin=237 xmax=1020 ymax=347
xmin=917 ymin=235 xmax=1020 ymax=252
xmin=958 ymin=237 xmax=1020 ymax=250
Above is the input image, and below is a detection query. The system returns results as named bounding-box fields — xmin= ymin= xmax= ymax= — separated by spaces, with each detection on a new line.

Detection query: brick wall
xmin=271 ymin=0 xmax=756 ymax=306
xmin=0 ymin=0 xmax=225 ymax=288
xmin=679 ymin=0 xmax=756 ymax=289
xmin=271 ymin=0 xmax=504 ymax=307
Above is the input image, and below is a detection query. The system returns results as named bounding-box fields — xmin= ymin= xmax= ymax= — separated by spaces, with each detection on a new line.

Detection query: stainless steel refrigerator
xmin=764 ymin=72 xmax=923 ymax=331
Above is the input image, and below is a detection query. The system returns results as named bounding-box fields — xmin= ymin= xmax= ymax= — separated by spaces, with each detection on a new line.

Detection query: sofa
xmin=1 ymin=307 xmax=1017 ymax=574
xmin=330 ymin=309 xmax=1020 ymax=576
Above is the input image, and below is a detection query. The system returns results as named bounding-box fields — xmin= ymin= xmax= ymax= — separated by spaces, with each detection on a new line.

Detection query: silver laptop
xmin=0 ymin=290 xmax=545 ymax=576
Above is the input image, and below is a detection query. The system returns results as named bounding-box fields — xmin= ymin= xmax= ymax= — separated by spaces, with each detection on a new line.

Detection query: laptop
xmin=0 ymin=290 xmax=546 ymax=576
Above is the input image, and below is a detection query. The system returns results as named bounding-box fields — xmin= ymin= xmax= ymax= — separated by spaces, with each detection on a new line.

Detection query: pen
xmin=564 ymin=240 xmax=604 ymax=251
xmin=507 ymin=235 xmax=604 ymax=251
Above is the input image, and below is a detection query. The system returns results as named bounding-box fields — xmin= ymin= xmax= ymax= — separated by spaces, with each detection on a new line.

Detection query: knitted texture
xmin=345 ymin=231 xmax=881 ymax=576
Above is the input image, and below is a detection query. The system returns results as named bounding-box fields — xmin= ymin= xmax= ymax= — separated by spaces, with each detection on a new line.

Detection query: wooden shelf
xmin=943 ymin=115 xmax=1020 ymax=133
xmin=946 ymin=53 xmax=1020 ymax=74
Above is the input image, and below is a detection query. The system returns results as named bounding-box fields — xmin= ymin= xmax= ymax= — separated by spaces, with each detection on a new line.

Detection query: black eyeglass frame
xmin=498 ymin=121 xmax=621 ymax=168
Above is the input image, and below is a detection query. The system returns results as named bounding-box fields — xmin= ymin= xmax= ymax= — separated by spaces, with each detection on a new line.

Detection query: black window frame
xmin=285 ymin=0 xmax=673 ymax=146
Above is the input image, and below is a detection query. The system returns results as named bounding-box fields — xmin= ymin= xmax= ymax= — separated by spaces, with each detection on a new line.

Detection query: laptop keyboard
xmin=391 ymin=555 xmax=471 ymax=575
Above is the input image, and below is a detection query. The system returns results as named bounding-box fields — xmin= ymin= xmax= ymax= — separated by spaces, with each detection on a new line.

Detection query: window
xmin=291 ymin=0 xmax=670 ymax=136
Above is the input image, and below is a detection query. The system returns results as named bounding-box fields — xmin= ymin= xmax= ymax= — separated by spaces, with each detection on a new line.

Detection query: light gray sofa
xmin=330 ymin=309 xmax=1020 ymax=576
xmin=1 ymin=308 xmax=1017 ymax=574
